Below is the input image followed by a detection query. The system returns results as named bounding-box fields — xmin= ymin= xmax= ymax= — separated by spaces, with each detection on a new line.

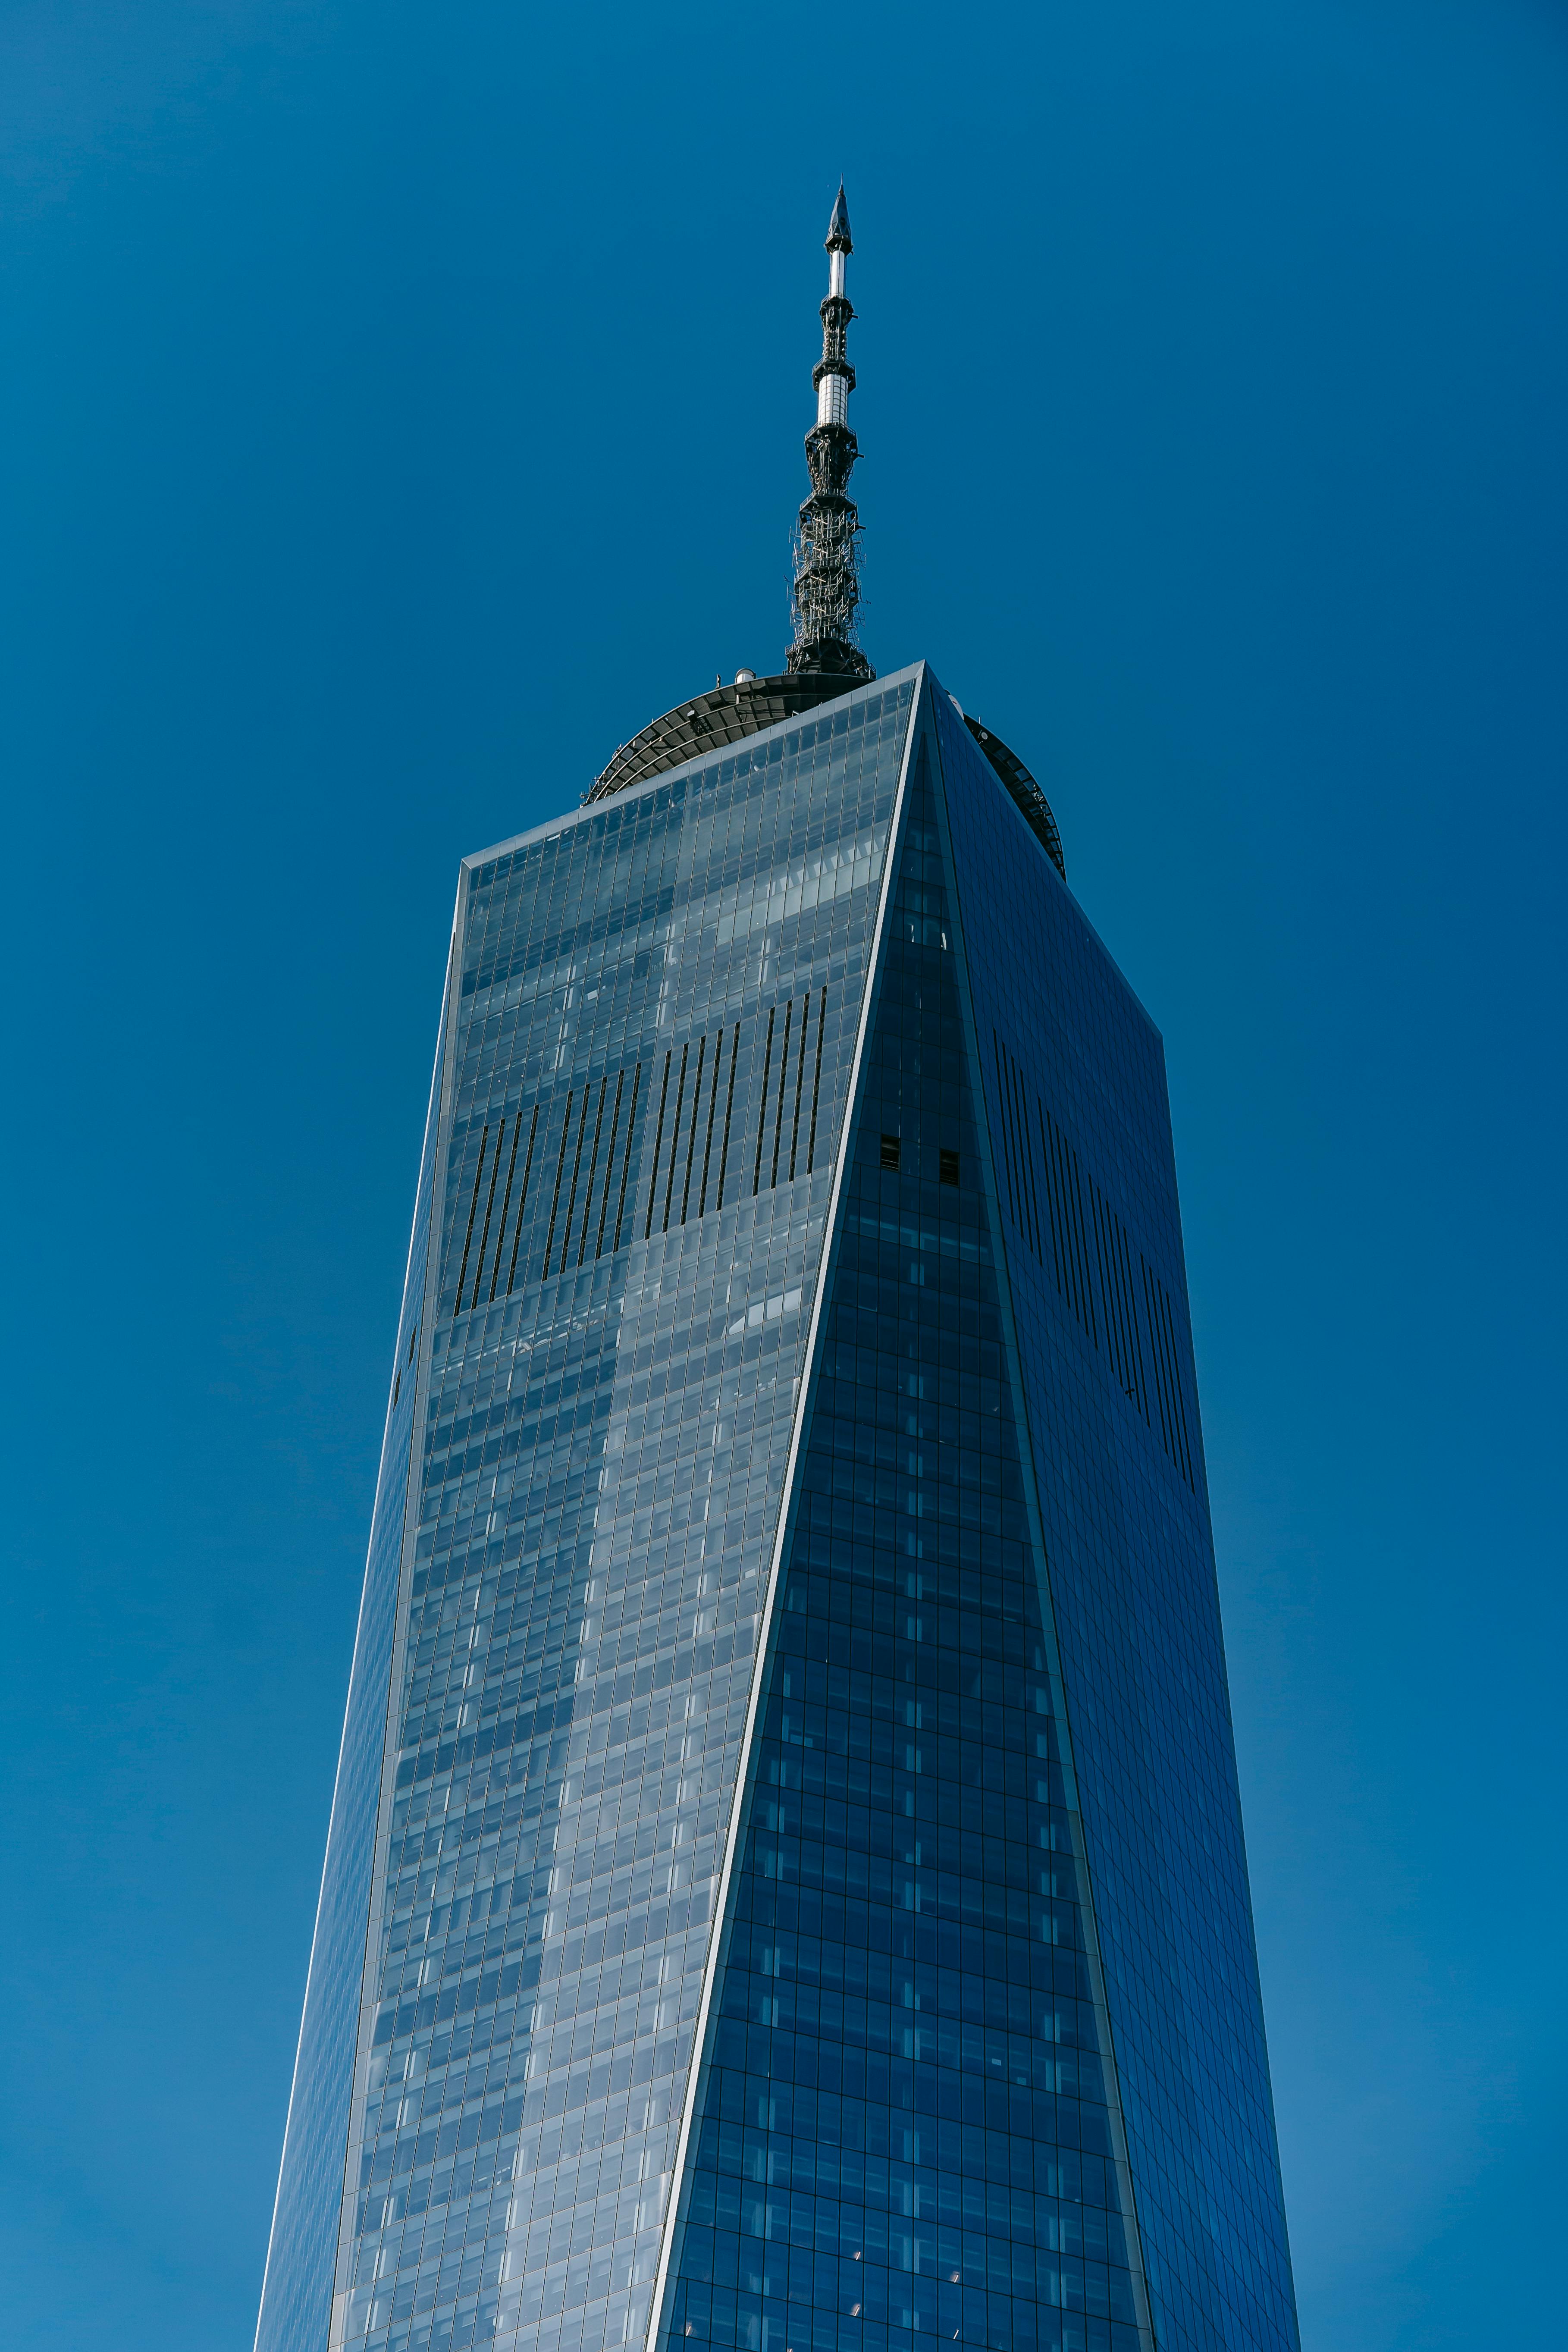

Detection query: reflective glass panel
xmin=257 ymin=673 xmax=918 ymax=2352
xmin=661 ymin=732 xmax=1148 ymax=2352
xmin=930 ymin=694 xmax=1297 ymax=2352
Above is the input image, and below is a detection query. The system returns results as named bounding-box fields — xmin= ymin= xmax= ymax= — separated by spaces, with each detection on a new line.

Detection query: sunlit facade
xmin=256 ymin=663 xmax=1296 ymax=2352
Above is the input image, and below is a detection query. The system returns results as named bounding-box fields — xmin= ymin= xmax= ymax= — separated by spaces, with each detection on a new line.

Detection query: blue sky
xmin=2 ymin=4 xmax=1564 ymax=2347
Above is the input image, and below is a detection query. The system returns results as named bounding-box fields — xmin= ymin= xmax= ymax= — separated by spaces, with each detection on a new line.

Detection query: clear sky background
xmin=2 ymin=3 xmax=1564 ymax=2347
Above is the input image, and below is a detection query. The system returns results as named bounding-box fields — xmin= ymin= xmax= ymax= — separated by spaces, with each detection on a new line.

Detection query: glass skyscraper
xmin=256 ymin=198 xmax=1297 ymax=2352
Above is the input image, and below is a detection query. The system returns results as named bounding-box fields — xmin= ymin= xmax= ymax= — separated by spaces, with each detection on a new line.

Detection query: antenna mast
xmin=787 ymin=185 xmax=874 ymax=681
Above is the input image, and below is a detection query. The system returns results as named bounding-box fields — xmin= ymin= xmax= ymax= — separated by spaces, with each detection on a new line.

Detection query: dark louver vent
xmin=991 ymin=1032 xmax=1195 ymax=1490
xmin=440 ymin=990 xmax=830 ymax=1320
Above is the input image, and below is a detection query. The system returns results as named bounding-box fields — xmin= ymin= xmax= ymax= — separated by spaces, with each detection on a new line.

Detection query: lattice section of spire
xmin=791 ymin=497 xmax=864 ymax=648
xmin=787 ymin=188 xmax=872 ymax=681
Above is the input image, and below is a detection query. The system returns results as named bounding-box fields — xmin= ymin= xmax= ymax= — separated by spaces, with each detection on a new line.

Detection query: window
xmin=880 ymin=1133 xmax=901 ymax=1170
xmin=939 ymin=1148 xmax=960 ymax=1186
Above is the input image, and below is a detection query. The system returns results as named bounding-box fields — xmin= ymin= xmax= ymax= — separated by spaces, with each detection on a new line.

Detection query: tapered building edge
xmin=256 ymin=665 xmax=1297 ymax=2352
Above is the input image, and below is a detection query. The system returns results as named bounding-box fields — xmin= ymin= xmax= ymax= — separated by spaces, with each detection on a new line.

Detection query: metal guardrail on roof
xmin=583 ymin=672 xmax=1066 ymax=885
xmin=963 ymin=714 xmax=1066 ymax=879
xmin=583 ymin=673 xmax=855 ymax=804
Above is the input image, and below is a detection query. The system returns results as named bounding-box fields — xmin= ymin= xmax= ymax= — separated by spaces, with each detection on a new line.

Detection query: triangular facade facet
xmin=661 ymin=692 xmax=1153 ymax=2352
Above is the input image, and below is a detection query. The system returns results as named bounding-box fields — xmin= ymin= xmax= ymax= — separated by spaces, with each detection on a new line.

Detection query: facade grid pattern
xmin=257 ymin=675 xmax=919 ymax=2352
xmin=930 ymin=696 xmax=1297 ymax=2352
xmin=257 ymin=982 xmax=452 ymax=2352
xmin=659 ymin=733 xmax=1150 ymax=2352
xmin=257 ymin=665 xmax=1296 ymax=2352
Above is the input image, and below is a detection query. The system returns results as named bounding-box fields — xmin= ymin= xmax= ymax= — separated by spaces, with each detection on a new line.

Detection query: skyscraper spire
xmin=787 ymin=183 xmax=874 ymax=680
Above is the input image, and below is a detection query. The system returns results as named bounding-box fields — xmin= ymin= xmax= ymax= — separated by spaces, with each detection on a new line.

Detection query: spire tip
xmin=826 ymin=182 xmax=852 ymax=254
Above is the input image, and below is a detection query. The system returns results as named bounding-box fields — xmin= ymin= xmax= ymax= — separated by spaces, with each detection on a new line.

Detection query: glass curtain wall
xmin=929 ymin=699 xmax=1298 ymax=2352
xmin=660 ymin=731 xmax=1150 ymax=2352
xmin=295 ymin=675 xmax=917 ymax=2352
xmin=258 ymin=1006 xmax=452 ymax=2352
xmin=260 ymin=662 xmax=1296 ymax=2352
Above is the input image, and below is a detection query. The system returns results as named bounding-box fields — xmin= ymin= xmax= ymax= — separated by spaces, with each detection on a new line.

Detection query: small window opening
xmin=392 ymin=1370 xmax=401 ymax=1407
xmin=408 ymin=1325 xmax=418 ymax=1362
xmin=939 ymin=1149 xmax=960 ymax=1186
xmin=880 ymin=1134 xmax=901 ymax=1170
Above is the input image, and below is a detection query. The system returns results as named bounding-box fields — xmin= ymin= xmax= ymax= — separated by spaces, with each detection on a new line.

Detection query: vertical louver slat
xmin=611 ymin=1065 xmax=642 ymax=1254
xmin=717 ymin=1025 xmax=741 ymax=1205
xmin=1005 ymin=1045 xmax=1027 ymax=1245
xmin=468 ymin=1114 xmax=509 ymax=1312
xmin=1057 ymin=1114 xmax=1097 ymax=1345
xmin=1001 ymin=1049 xmax=1025 ymax=1249
xmin=769 ymin=1000 xmax=794 ymax=1189
xmin=644 ymin=1053 xmax=674 ymax=1242
xmin=555 ymin=1088 xmax=594 ymax=1276
xmin=452 ymin=1124 xmax=491 ymax=1311
xmin=1064 ymin=1141 xmax=1098 ymax=1348
xmin=788 ymin=995 xmax=810 ymax=1181
xmin=1091 ymin=1189 xmax=1121 ymax=1396
xmin=753 ymin=1007 xmax=777 ymax=1196
xmin=1022 ymin=1069 xmax=1044 ymax=1258
xmin=505 ymin=1106 xmax=541 ymax=1297
xmin=1139 ymin=1257 xmax=1195 ymax=1488
xmin=1042 ymin=1109 xmax=1081 ymax=1331
xmin=1113 ymin=1213 xmax=1149 ymax=1421
xmin=662 ymin=1044 xmax=690 ymax=1233
xmin=1006 ymin=1043 xmax=1043 ymax=1261
xmin=1090 ymin=1181 xmax=1146 ymax=1414
xmin=593 ymin=1070 xmax=627 ymax=1261
xmin=539 ymin=1093 xmax=576 ymax=1276
xmin=1036 ymin=1098 xmax=1069 ymax=1305
xmin=698 ymin=1032 xmax=725 ymax=1217
xmin=986 ymin=1029 xmax=1195 ymax=1486
xmin=992 ymin=1038 xmax=1019 ymax=1232
xmin=485 ymin=1114 xmax=524 ymax=1304
xmin=680 ymin=1035 xmax=708 ymax=1223
xmin=573 ymin=1077 xmax=611 ymax=1269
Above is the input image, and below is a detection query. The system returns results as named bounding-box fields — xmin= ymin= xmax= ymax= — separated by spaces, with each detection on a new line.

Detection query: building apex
xmin=826 ymin=182 xmax=853 ymax=253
